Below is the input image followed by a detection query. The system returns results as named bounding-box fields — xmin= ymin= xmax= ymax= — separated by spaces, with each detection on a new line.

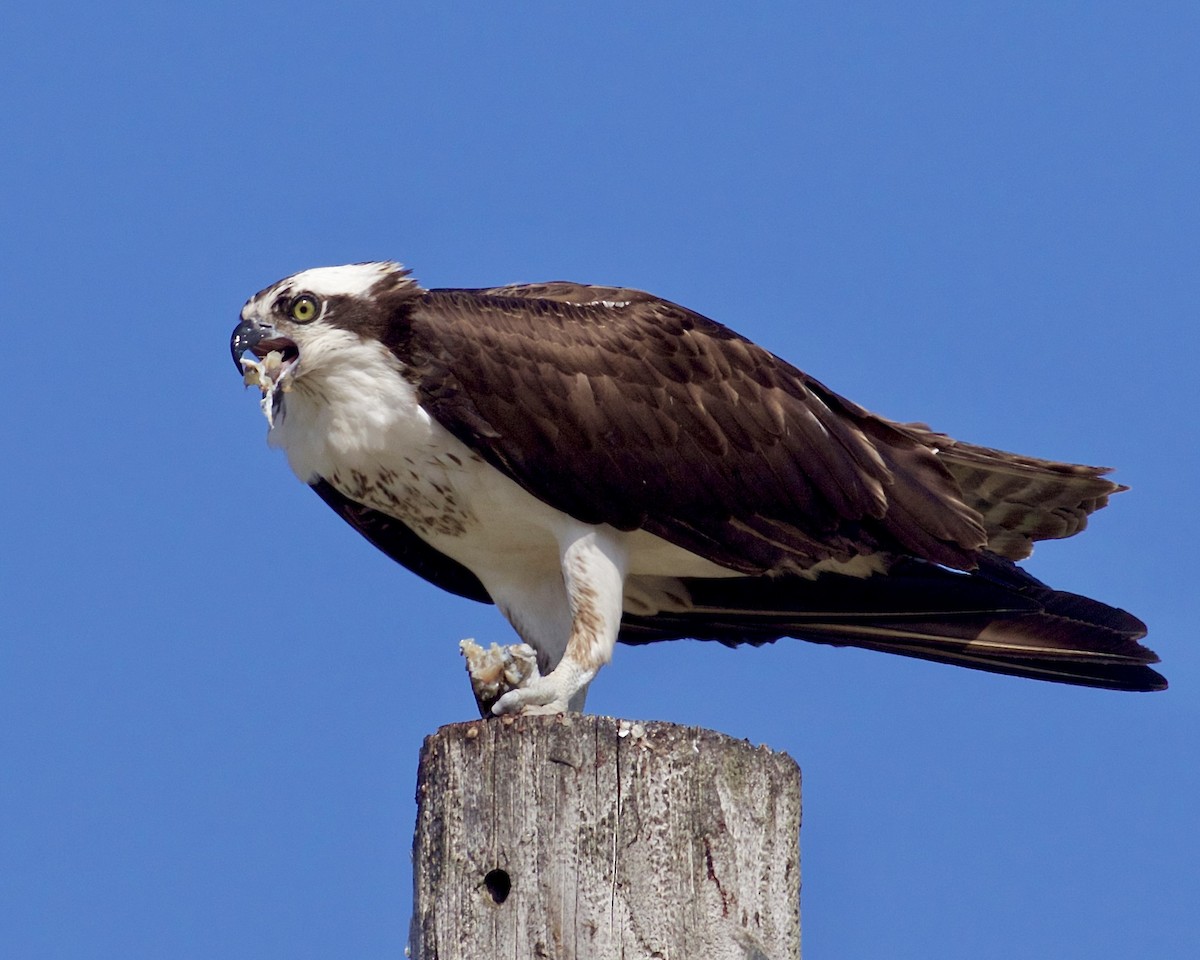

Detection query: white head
xmin=231 ymin=261 xmax=424 ymax=380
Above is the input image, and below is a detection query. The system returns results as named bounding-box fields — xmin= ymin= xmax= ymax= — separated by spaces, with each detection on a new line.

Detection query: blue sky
xmin=3 ymin=2 xmax=1197 ymax=957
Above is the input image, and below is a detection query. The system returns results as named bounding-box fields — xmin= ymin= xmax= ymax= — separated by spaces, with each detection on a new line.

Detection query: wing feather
xmin=394 ymin=285 xmax=1101 ymax=574
xmin=618 ymin=558 xmax=1163 ymax=692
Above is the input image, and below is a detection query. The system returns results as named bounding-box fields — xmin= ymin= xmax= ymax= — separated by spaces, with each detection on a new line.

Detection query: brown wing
xmin=437 ymin=286 xmax=1125 ymax=561
xmin=393 ymin=285 xmax=1005 ymax=574
xmin=474 ymin=281 xmax=662 ymax=306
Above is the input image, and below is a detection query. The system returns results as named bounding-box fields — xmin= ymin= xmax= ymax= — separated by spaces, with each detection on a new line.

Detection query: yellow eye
xmin=289 ymin=295 xmax=319 ymax=323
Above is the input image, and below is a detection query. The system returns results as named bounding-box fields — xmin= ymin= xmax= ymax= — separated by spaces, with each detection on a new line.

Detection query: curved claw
xmin=490 ymin=667 xmax=593 ymax=716
xmin=491 ymin=675 xmax=573 ymax=716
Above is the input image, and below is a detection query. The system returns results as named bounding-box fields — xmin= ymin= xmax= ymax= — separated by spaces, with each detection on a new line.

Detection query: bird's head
xmin=231 ymin=261 xmax=422 ymax=398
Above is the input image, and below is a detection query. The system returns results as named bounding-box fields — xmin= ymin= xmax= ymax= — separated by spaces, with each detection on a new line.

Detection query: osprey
xmin=231 ymin=261 xmax=1164 ymax=713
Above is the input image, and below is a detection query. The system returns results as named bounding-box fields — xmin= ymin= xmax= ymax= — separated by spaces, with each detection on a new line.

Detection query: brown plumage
xmin=402 ymin=282 xmax=1127 ymax=572
xmin=237 ymin=263 xmax=1164 ymax=696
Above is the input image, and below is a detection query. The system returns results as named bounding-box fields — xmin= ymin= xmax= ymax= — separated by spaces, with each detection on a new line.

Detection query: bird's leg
xmin=492 ymin=528 xmax=627 ymax=716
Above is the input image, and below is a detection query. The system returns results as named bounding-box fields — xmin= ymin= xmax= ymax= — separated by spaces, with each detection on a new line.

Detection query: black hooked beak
xmin=231 ymin=317 xmax=265 ymax=374
xmin=230 ymin=319 xmax=299 ymax=376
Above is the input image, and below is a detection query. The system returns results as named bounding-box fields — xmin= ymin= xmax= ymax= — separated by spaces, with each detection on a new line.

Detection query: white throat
xmin=268 ymin=333 xmax=436 ymax=485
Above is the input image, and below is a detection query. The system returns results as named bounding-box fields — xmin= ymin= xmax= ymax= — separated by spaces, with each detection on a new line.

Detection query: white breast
xmin=265 ymin=337 xmax=564 ymax=560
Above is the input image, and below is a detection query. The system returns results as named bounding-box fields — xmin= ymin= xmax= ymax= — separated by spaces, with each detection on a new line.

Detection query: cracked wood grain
xmin=410 ymin=715 xmax=801 ymax=959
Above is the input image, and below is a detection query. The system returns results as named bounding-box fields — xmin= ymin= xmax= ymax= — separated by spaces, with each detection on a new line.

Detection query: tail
xmin=893 ymin=422 xmax=1126 ymax=560
xmin=618 ymin=556 xmax=1165 ymax=692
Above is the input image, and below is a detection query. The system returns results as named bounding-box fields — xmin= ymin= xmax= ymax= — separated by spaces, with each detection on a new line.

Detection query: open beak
xmin=230 ymin=318 xmax=298 ymax=374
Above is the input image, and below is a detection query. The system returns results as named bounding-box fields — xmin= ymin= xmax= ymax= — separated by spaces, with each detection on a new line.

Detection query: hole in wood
xmin=483 ymin=868 xmax=511 ymax=904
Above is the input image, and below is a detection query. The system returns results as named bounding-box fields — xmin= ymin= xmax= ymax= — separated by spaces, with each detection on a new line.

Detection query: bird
xmin=231 ymin=260 xmax=1164 ymax=714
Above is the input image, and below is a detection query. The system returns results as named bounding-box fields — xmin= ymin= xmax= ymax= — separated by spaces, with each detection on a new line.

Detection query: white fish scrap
xmin=240 ymin=350 xmax=292 ymax=427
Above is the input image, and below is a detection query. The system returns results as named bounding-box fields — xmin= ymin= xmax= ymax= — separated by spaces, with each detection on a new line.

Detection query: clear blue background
xmin=3 ymin=3 xmax=1196 ymax=957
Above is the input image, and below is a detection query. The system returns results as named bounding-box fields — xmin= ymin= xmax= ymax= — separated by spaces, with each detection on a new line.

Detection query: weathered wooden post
xmin=410 ymin=714 xmax=801 ymax=959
